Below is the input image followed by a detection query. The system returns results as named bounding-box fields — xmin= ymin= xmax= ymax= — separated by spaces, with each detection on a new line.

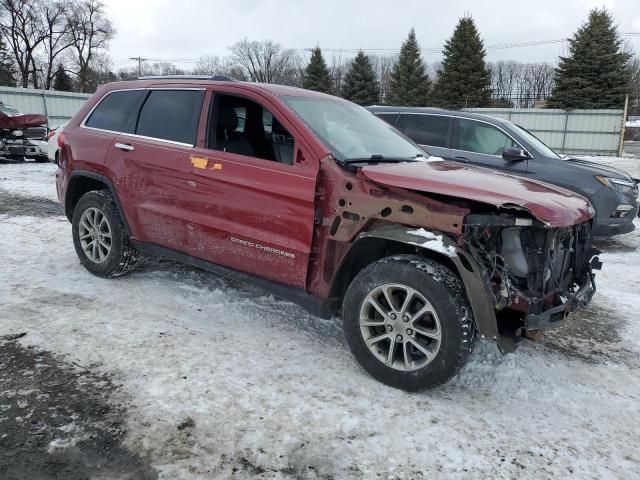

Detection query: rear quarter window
xmin=85 ymin=90 xmax=145 ymax=133
xmin=136 ymin=90 xmax=204 ymax=144
xmin=403 ymin=114 xmax=450 ymax=147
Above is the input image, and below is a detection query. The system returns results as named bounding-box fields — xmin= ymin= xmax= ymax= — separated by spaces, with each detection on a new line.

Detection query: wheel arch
xmin=65 ymin=171 xmax=131 ymax=236
xmin=329 ymin=225 xmax=500 ymax=343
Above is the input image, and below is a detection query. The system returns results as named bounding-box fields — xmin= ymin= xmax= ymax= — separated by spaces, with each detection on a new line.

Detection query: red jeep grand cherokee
xmin=56 ymin=77 xmax=601 ymax=390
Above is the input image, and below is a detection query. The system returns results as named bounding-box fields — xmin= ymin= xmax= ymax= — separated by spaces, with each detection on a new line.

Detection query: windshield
xmin=0 ymin=104 xmax=21 ymax=116
xmin=508 ymin=122 xmax=560 ymax=159
xmin=282 ymin=96 xmax=425 ymax=162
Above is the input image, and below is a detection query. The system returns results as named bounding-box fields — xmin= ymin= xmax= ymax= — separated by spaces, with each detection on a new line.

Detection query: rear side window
xmin=403 ymin=114 xmax=450 ymax=147
xmin=136 ymin=90 xmax=204 ymax=144
xmin=375 ymin=113 xmax=399 ymax=126
xmin=85 ymin=90 xmax=144 ymax=132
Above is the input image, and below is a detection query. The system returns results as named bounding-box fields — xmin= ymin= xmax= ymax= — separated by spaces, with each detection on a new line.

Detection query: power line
xmin=118 ymin=32 xmax=640 ymax=68
xmin=306 ymin=32 xmax=640 ymax=54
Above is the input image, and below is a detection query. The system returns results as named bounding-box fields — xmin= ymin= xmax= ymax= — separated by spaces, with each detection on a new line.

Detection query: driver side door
xmin=183 ymin=88 xmax=319 ymax=288
xmin=450 ymin=118 xmax=528 ymax=174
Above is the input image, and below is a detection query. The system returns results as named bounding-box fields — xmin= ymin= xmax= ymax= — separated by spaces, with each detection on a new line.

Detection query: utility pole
xmin=619 ymin=94 xmax=629 ymax=157
xmin=129 ymin=56 xmax=149 ymax=76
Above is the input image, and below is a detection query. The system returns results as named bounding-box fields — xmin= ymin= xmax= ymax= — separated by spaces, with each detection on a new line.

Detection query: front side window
xmin=136 ymin=90 xmax=203 ymax=144
xmin=208 ymin=94 xmax=295 ymax=165
xmin=283 ymin=97 xmax=424 ymax=162
xmin=85 ymin=90 xmax=145 ymax=133
xmin=458 ymin=118 xmax=517 ymax=156
xmin=404 ymin=114 xmax=450 ymax=147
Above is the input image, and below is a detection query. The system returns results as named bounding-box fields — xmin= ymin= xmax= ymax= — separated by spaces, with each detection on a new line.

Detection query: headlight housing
xmin=595 ymin=175 xmax=637 ymax=195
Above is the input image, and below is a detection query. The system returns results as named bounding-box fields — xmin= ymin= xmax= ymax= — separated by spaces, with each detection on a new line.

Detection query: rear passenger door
xmin=451 ymin=118 xmax=528 ymax=173
xmin=79 ymin=89 xmax=146 ymax=170
xmin=104 ymin=88 xmax=205 ymax=251
xmin=184 ymin=88 xmax=319 ymax=288
xmin=399 ymin=113 xmax=452 ymax=158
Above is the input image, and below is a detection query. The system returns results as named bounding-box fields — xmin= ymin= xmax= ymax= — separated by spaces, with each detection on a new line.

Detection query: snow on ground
xmin=1 ymin=162 xmax=640 ymax=479
xmin=0 ymin=159 xmax=60 ymax=200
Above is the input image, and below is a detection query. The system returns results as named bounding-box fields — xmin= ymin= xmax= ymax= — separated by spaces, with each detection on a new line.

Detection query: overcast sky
xmin=104 ymin=0 xmax=640 ymax=71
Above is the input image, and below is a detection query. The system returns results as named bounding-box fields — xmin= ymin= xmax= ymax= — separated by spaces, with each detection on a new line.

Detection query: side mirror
xmin=502 ymin=147 xmax=529 ymax=162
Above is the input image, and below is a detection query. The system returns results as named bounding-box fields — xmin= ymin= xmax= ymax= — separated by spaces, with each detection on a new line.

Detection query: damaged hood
xmin=0 ymin=112 xmax=47 ymax=130
xmin=361 ymin=160 xmax=594 ymax=227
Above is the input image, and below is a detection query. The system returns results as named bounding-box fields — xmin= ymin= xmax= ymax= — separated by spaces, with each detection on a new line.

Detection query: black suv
xmin=369 ymin=106 xmax=639 ymax=238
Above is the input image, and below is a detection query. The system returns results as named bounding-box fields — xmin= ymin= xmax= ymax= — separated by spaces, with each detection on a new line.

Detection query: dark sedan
xmin=368 ymin=106 xmax=639 ymax=238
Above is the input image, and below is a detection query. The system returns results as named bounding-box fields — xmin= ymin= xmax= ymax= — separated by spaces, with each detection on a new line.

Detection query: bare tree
xmin=628 ymin=54 xmax=640 ymax=116
xmin=327 ymin=53 xmax=348 ymax=96
xmin=41 ymin=0 xmax=74 ymax=89
xmin=229 ymin=38 xmax=300 ymax=85
xmin=193 ymin=55 xmax=246 ymax=80
xmin=370 ymin=55 xmax=396 ymax=104
xmin=523 ymin=63 xmax=554 ymax=107
xmin=148 ymin=61 xmax=184 ymax=76
xmin=67 ymin=0 xmax=114 ymax=92
xmin=118 ymin=61 xmax=186 ymax=81
xmin=0 ymin=0 xmax=48 ymax=88
xmin=488 ymin=61 xmax=554 ymax=108
xmin=490 ymin=61 xmax=520 ymax=106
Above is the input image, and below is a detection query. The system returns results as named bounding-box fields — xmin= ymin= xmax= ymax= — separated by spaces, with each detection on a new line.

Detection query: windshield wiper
xmin=345 ymin=154 xmax=424 ymax=164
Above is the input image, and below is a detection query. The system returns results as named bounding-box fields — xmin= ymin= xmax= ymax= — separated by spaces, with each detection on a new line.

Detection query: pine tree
xmin=431 ymin=16 xmax=491 ymax=109
xmin=0 ymin=35 xmax=16 ymax=87
xmin=342 ymin=51 xmax=380 ymax=105
xmin=52 ymin=64 xmax=73 ymax=91
xmin=303 ymin=47 xmax=332 ymax=93
xmin=386 ymin=28 xmax=430 ymax=106
xmin=547 ymin=8 xmax=631 ymax=109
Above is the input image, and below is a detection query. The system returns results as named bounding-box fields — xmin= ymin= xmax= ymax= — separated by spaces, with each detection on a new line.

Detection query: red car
xmin=56 ymin=77 xmax=600 ymax=390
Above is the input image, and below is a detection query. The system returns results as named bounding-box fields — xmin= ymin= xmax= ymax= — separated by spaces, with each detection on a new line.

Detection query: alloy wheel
xmin=359 ymin=283 xmax=442 ymax=371
xmin=78 ymin=207 xmax=112 ymax=264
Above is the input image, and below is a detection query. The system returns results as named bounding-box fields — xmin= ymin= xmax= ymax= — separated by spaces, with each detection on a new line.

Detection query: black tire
xmin=343 ymin=255 xmax=477 ymax=391
xmin=72 ymin=190 xmax=139 ymax=277
xmin=34 ymin=156 xmax=49 ymax=163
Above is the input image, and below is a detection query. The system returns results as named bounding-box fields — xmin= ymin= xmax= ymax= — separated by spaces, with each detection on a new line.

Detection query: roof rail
xmin=136 ymin=75 xmax=237 ymax=81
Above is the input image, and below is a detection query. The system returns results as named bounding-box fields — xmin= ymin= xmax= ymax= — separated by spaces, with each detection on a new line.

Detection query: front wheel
xmin=342 ymin=255 xmax=476 ymax=391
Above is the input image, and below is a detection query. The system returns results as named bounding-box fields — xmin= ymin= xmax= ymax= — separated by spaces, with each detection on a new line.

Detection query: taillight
xmin=57 ymin=132 xmax=65 ymax=148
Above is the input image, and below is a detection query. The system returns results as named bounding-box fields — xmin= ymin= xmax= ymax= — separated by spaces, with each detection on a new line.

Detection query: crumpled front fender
xmin=347 ymin=225 xmax=505 ymax=349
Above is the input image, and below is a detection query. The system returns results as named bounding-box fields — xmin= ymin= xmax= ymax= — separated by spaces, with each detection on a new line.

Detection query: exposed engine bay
xmin=463 ymin=213 xmax=601 ymax=335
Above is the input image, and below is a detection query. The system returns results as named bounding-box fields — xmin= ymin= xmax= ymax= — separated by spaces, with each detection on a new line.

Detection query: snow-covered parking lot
xmin=1 ymin=159 xmax=640 ymax=479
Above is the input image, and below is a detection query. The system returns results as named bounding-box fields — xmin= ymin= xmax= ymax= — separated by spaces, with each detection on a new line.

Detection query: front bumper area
xmin=524 ymin=266 xmax=597 ymax=330
xmin=463 ymin=217 xmax=601 ymax=351
xmin=591 ymin=185 xmax=638 ymax=238
xmin=592 ymin=217 xmax=636 ymax=238
xmin=0 ymin=141 xmax=45 ymax=159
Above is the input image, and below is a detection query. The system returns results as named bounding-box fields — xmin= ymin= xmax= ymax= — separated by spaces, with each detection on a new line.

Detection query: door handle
xmin=115 ymin=142 xmax=134 ymax=152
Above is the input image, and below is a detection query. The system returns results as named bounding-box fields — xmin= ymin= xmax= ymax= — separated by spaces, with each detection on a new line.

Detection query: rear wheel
xmin=72 ymin=190 xmax=138 ymax=277
xmin=343 ymin=255 xmax=476 ymax=391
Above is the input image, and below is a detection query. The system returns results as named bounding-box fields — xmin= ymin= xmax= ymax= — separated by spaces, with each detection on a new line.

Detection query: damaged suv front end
xmin=358 ymin=160 xmax=601 ymax=352
xmin=462 ymin=213 xmax=600 ymax=347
